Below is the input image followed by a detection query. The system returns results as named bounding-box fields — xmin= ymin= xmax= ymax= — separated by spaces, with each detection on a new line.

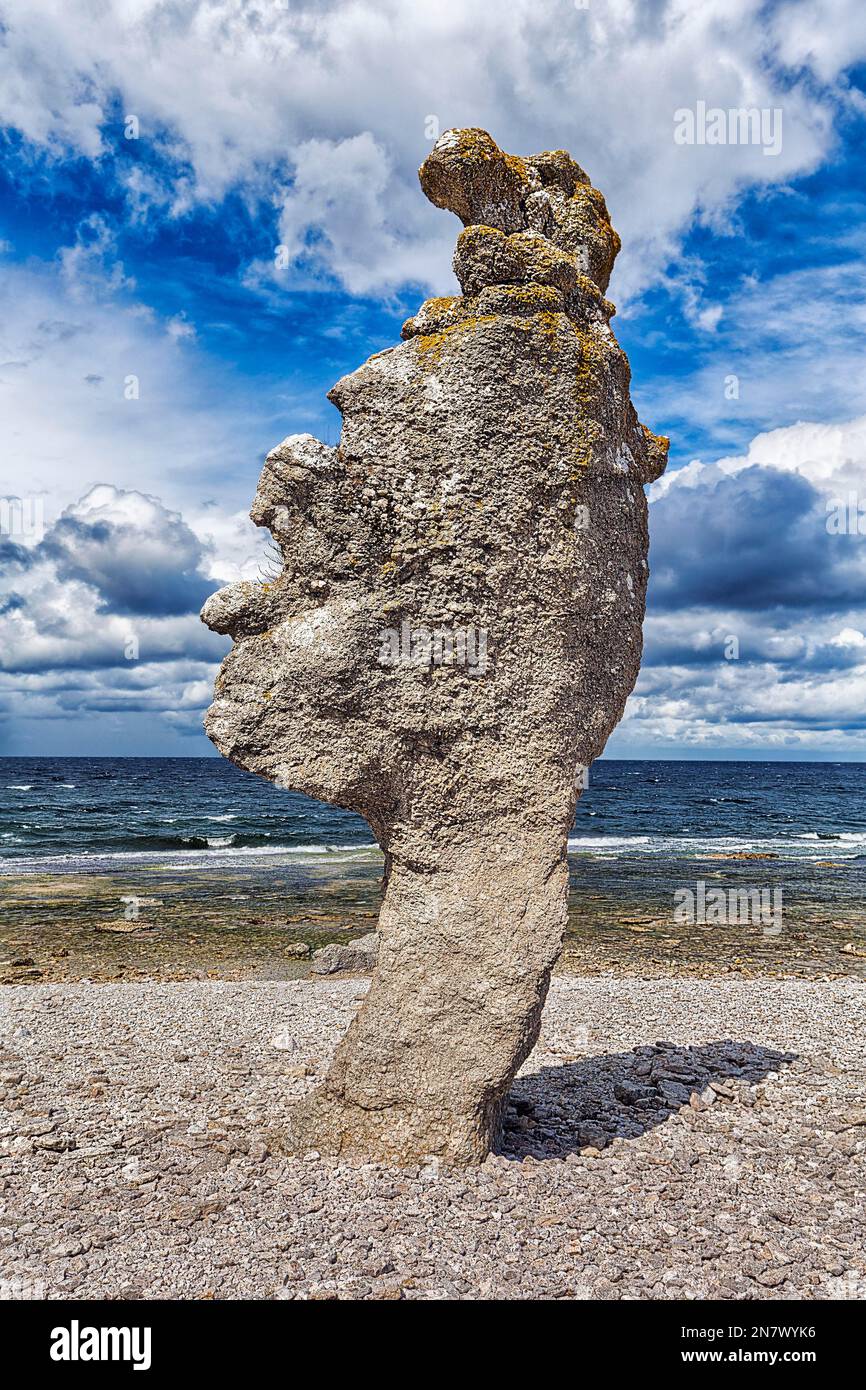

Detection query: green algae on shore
xmin=2 ymin=859 xmax=864 ymax=984
xmin=0 ymin=864 xmax=380 ymax=984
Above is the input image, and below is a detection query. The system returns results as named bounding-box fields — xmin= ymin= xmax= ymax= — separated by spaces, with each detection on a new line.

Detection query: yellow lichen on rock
xmin=200 ymin=128 xmax=670 ymax=1165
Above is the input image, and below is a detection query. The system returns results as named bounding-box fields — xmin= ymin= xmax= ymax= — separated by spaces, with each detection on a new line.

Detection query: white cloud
xmin=0 ymin=0 xmax=863 ymax=299
xmin=695 ymin=303 xmax=724 ymax=333
xmin=186 ymin=504 xmax=267 ymax=584
xmin=714 ymin=417 xmax=866 ymax=493
xmin=606 ymin=413 xmax=866 ymax=752
xmin=654 ymin=414 xmax=866 ymax=499
xmin=769 ymin=0 xmax=866 ymax=85
xmin=57 ymin=214 xmax=135 ymax=298
xmin=831 ymin=626 xmax=866 ymax=648
xmin=0 ymin=480 xmax=231 ymax=741
xmin=0 ymin=256 xmax=264 ymax=525
xmin=166 ymin=313 xmax=196 ymax=343
xmin=0 ymin=484 xmax=226 ymax=672
xmin=273 ymin=132 xmax=451 ymax=295
xmin=42 ymin=484 xmax=215 ymax=615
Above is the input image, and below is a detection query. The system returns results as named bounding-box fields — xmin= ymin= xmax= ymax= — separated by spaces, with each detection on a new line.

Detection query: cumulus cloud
xmin=38 ymin=485 xmax=216 ymax=616
xmin=608 ymin=414 xmax=866 ymax=753
xmin=271 ymin=132 xmax=450 ymax=296
xmin=0 ymin=484 xmax=226 ymax=666
xmin=0 ymin=0 xmax=863 ymax=299
xmin=712 ymin=417 xmax=866 ymax=492
xmin=649 ymin=465 xmax=865 ymax=611
xmin=0 ymin=481 xmax=237 ymax=749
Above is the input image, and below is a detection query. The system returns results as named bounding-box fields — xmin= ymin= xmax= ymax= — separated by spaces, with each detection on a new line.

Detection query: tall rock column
xmin=201 ymin=129 xmax=668 ymax=1163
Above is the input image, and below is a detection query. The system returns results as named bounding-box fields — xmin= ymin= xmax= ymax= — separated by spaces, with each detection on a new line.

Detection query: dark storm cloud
xmin=0 ymin=540 xmax=34 ymax=571
xmin=39 ymin=494 xmax=216 ymax=617
xmin=642 ymin=615 xmax=866 ymax=672
xmin=648 ymin=466 xmax=866 ymax=613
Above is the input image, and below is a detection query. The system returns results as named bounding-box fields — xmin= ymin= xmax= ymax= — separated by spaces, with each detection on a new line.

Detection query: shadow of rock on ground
xmin=499 ymin=1039 xmax=797 ymax=1161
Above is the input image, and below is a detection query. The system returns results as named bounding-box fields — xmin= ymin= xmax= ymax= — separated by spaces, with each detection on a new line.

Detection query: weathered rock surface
xmin=201 ymin=128 xmax=668 ymax=1163
xmin=310 ymin=933 xmax=379 ymax=976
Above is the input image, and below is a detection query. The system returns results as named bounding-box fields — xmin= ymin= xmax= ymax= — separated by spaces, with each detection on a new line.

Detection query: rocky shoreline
xmin=3 ymin=885 xmax=864 ymax=985
xmin=2 ymin=976 xmax=864 ymax=1300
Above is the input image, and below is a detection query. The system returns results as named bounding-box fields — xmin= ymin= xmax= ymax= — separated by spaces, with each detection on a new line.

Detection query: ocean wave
xmin=0 ymin=840 xmax=381 ymax=870
xmin=6 ymin=784 xmax=32 ymax=791
xmin=568 ymin=835 xmax=652 ymax=849
xmin=119 ymin=832 xmax=270 ymax=852
xmin=567 ymin=831 xmax=866 ymax=858
xmin=157 ymin=844 xmax=380 ymax=867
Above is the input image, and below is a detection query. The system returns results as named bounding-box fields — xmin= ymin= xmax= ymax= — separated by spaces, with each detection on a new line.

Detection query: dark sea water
xmin=1 ymin=758 xmax=864 ymax=979
xmin=0 ymin=756 xmax=373 ymax=870
xmin=1 ymin=756 xmax=865 ymax=870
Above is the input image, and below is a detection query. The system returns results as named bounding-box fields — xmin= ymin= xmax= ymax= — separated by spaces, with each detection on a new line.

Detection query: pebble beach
xmin=2 ymin=974 xmax=864 ymax=1301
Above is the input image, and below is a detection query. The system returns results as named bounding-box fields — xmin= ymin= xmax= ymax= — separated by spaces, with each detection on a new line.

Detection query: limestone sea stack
xmin=201 ymin=129 xmax=668 ymax=1163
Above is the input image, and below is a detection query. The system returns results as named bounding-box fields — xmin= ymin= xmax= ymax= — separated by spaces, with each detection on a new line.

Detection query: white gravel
xmin=1 ymin=976 xmax=864 ymax=1300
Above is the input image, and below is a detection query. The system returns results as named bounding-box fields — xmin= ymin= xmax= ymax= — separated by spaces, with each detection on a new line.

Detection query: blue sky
xmin=2 ymin=0 xmax=866 ymax=758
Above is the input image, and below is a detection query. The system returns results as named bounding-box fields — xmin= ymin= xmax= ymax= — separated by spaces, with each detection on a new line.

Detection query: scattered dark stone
xmin=658 ymin=1080 xmax=692 ymax=1108
xmin=614 ymin=1081 xmax=655 ymax=1106
xmin=575 ymin=1123 xmax=609 ymax=1150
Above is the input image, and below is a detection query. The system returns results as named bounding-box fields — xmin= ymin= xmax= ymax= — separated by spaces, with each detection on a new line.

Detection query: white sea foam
xmin=0 ymin=841 xmax=381 ymax=871
xmin=568 ymin=835 xmax=652 ymax=849
xmin=567 ymin=831 xmax=866 ymax=858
